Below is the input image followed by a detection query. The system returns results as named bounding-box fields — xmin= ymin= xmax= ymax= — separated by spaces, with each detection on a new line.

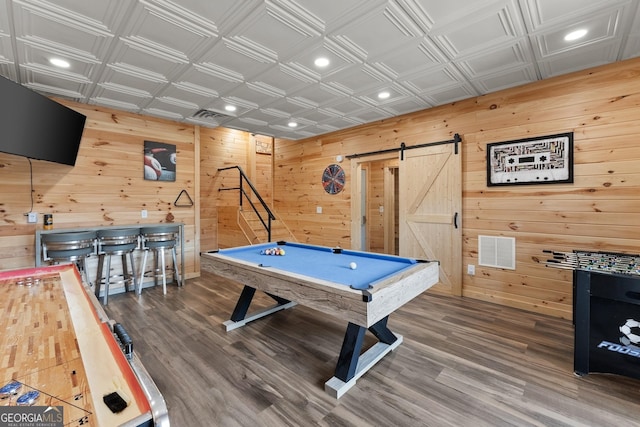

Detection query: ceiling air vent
xmin=192 ymin=109 xmax=231 ymax=120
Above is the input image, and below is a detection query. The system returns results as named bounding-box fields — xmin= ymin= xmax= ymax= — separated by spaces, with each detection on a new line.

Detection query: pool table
xmin=201 ymin=241 xmax=439 ymax=398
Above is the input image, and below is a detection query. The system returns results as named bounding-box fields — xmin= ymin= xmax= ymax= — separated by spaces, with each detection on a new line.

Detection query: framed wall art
xmin=486 ymin=132 xmax=573 ymax=186
xmin=255 ymin=138 xmax=272 ymax=154
xmin=144 ymin=140 xmax=176 ymax=182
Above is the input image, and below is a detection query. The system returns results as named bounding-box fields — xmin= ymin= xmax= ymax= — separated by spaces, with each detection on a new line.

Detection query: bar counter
xmin=35 ymin=223 xmax=185 ymax=290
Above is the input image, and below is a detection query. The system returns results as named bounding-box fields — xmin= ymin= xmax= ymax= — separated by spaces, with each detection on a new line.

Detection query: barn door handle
xmin=453 ymin=212 xmax=459 ymax=229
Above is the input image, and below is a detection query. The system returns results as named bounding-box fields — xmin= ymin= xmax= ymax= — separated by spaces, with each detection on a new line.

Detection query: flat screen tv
xmin=0 ymin=75 xmax=86 ymax=166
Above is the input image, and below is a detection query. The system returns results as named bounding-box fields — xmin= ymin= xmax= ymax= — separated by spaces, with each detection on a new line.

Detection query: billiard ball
xmin=349 ymin=262 xmax=357 ymax=270
xmin=144 ymin=155 xmax=162 ymax=180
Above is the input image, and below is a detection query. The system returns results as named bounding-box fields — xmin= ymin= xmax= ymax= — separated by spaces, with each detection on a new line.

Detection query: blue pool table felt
xmin=218 ymin=242 xmax=417 ymax=290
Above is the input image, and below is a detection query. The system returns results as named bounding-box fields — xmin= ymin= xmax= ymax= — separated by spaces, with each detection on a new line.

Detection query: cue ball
xmin=349 ymin=262 xmax=357 ymax=270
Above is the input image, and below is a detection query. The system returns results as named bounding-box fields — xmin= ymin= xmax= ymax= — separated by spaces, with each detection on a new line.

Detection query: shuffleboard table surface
xmin=0 ymin=264 xmax=156 ymax=426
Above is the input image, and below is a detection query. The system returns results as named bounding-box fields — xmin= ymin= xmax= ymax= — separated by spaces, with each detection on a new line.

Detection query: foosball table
xmin=544 ymin=249 xmax=640 ymax=275
xmin=544 ymin=249 xmax=640 ymax=381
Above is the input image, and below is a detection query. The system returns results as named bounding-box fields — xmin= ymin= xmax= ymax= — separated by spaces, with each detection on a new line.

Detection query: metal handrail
xmin=218 ymin=165 xmax=276 ymax=242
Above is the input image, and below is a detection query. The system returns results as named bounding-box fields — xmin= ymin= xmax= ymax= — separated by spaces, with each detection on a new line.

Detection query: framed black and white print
xmin=486 ymin=132 xmax=573 ymax=186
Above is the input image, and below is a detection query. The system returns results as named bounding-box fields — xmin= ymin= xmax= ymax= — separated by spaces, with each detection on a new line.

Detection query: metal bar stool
xmin=138 ymin=225 xmax=181 ymax=295
xmin=95 ymin=228 xmax=140 ymax=305
xmin=41 ymin=231 xmax=97 ymax=284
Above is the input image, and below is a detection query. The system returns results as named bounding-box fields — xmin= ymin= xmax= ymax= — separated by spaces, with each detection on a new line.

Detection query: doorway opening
xmin=352 ymin=157 xmax=399 ymax=255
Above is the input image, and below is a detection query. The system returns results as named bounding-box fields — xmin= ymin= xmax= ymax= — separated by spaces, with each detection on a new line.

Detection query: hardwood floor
xmin=104 ymin=271 xmax=640 ymax=426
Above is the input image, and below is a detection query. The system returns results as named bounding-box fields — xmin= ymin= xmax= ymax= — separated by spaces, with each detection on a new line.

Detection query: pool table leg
xmin=230 ymin=285 xmax=256 ymax=322
xmin=326 ymin=316 xmax=403 ymax=398
xmin=369 ymin=316 xmax=398 ymax=346
xmin=334 ymin=322 xmax=367 ymax=382
xmin=224 ymin=285 xmax=297 ymax=332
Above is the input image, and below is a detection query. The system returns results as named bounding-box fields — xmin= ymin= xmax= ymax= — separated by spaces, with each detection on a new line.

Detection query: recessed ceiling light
xmin=49 ymin=58 xmax=70 ymax=68
xmin=288 ymin=121 xmax=298 ymax=128
xmin=564 ymin=29 xmax=588 ymax=41
xmin=225 ymin=105 xmax=237 ymax=112
xmin=314 ymin=57 xmax=330 ymax=67
xmin=378 ymin=91 xmax=391 ymax=99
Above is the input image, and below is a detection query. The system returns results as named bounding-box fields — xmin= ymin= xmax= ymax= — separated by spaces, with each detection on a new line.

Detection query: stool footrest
xmin=138 ymin=244 xmax=181 ymax=296
xmin=95 ymin=252 xmax=138 ymax=305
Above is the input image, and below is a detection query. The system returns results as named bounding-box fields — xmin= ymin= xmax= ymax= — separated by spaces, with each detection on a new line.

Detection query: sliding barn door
xmin=399 ymin=143 xmax=462 ymax=295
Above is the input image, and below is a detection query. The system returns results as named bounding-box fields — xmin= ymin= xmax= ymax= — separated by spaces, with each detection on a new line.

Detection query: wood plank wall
xmin=251 ymin=135 xmax=274 ymax=205
xmin=273 ymin=139 xmax=351 ymax=248
xmin=274 ymin=58 xmax=640 ymax=319
xmin=199 ymin=126 xmax=250 ymax=252
xmin=2 ymin=58 xmax=639 ymax=319
xmin=0 ymin=101 xmax=200 ymax=278
xmin=0 ymin=96 xmax=256 ymax=271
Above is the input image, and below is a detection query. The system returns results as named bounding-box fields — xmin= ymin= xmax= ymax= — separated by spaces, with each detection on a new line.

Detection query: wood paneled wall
xmin=274 ymin=58 xmax=640 ymax=319
xmin=251 ymin=135 xmax=274 ymax=205
xmin=0 ymin=96 xmax=255 ymax=272
xmin=199 ymin=126 xmax=250 ymax=252
xmin=0 ymin=101 xmax=200 ymax=277
xmin=2 ymin=58 xmax=639 ymax=319
xmin=273 ymin=139 xmax=351 ymax=248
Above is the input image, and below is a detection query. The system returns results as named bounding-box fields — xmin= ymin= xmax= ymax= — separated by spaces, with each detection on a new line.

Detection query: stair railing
xmin=218 ymin=165 xmax=276 ymax=242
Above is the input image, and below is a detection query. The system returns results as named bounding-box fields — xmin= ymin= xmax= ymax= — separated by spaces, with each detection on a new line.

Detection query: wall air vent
xmin=478 ymin=235 xmax=516 ymax=270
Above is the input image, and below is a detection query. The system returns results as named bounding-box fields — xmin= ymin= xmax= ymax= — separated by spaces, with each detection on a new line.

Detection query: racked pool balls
xmin=261 ymin=247 xmax=285 ymax=256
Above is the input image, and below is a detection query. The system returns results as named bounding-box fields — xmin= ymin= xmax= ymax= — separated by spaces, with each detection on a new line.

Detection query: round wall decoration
xmin=322 ymin=164 xmax=345 ymax=194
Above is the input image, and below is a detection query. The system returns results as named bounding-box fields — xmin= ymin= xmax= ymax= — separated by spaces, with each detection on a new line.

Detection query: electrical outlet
xmin=141 ymin=209 xmax=148 ymax=218
xmin=27 ymin=212 xmax=37 ymax=223
xmin=316 ymin=206 xmax=322 ymax=214
xmin=467 ymin=264 xmax=475 ymax=276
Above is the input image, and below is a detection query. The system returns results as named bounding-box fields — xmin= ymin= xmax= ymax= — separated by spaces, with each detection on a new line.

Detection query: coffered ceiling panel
xmin=457 ymin=41 xmax=533 ymax=77
xmin=431 ymin=1 xmax=525 ymax=58
xmin=200 ymin=39 xmax=274 ymax=80
xmin=122 ymin=4 xmax=213 ymax=60
xmin=537 ymin=41 xmax=621 ymax=78
xmin=427 ymin=84 xmax=478 ymax=105
xmin=473 ymin=65 xmax=538 ymax=93
xmin=0 ymin=0 xmax=638 ymax=140
xmin=250 ymin=65 xmax=310 ymax=95
xmin=521 ymin=0 xmax=622 ymax=28
xmin=372 ymin=39 xmax=446 ymax=79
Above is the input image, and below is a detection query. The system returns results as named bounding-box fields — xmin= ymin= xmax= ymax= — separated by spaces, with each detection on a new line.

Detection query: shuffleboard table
xmin=201 ymin=241 xmax=439 ymax=398
xmin=0 ymin=264 xmax=169 ymax=426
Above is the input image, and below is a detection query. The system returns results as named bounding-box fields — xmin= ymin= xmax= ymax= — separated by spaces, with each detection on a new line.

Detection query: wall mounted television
xmin=0 ymin=75 xmax=86 ymax=166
